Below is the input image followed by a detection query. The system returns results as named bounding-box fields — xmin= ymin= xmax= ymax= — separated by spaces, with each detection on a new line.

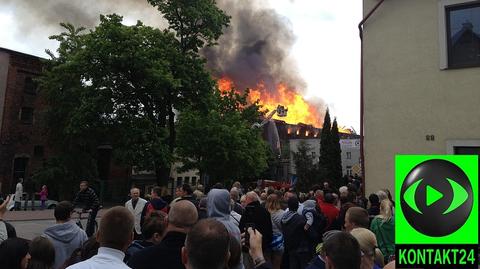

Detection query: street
xmin=10 ymin=219 xmax=56 ymax=240
xmin=4 ymin=209 xmax=104 ymax=240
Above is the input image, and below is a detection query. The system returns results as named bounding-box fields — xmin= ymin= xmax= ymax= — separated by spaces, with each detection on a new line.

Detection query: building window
xmin=346 ymin=152 xmax=352 ymax=159
xmin=176 ymin=177 xmax=182 ymax=187
xmin=24 ymin=76 xmax=38 ymax=94
xmin=446 ymin=2 xmax=480 ymax=68
xmin=20 ymin=107 xmax=34 ymax=124
xmin=184 ymin=176 xmax=190 ymax=185
xmin=439 ymin=0 xmax=480 ymax=69
xmin=311 ymin=151 xmax=316 ymax=157
xmin=34 ymin=145 xmax=44 ymax=157
xmin=346 ymin=166 xmax=352 ymax=176
xmin=192 ymin=177 xmax=197 ymax=186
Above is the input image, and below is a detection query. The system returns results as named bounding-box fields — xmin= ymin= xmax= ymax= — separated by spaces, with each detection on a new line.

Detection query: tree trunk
xmin=155 ymin=166 xmax=171 ymax=187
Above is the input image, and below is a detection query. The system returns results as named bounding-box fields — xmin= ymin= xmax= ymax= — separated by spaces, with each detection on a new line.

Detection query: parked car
xmin=6 ymin=194 xmax=58 ymax=211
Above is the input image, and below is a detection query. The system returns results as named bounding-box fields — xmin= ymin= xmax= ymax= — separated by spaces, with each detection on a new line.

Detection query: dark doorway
xmin=12 ymin=157 xmax=29 ymax=192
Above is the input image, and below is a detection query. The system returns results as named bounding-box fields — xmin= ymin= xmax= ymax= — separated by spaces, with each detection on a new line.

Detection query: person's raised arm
xmin=246 ymin=228 xmax=272 ymax=269
xmin=0 ymin=196 xmax=10 ymax=219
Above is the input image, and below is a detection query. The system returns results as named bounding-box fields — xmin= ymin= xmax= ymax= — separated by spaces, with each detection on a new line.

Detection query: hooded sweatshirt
xmin=281 ymin=210 xmax=309 ymax=253
xmin=140 ymin=197 xmax=168 ymax=227
xmin=207 ymin=189 xmax=242 ymax=241
xmin=44 ymin=220 xmax=88 ymax=269
xmin=207 ymin=189 xmax=244 ymax=269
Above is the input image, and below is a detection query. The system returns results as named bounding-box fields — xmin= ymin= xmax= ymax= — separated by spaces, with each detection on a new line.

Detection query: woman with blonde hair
xmin=350 ymin=228 xmax=384 ymax=269
xmin=265 ymin=193 xmax=285 ymax=269
xmin=370 ymin=199 xmax=395 ymax=263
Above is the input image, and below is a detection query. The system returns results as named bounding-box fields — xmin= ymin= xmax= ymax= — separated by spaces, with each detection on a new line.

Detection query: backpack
xmin=145 ymin=202 xmax=168 ymax=219
xmin=303 ymin=208 xmax=327 ymax=244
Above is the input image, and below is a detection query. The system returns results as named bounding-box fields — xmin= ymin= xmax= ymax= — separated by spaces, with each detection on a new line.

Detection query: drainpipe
xmin=358 ymin=0 xmax=386 ymax=191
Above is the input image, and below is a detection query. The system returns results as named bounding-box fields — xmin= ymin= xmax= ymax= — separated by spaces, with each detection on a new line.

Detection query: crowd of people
xmin=0 ymin=179 xmax=396 ymax=269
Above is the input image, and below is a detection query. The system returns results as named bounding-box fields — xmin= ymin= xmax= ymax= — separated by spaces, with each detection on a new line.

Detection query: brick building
xmin=0 ymin=47 xmax=132 ymax=201
xmin=0 ymin=48 xmax=48 ymax=194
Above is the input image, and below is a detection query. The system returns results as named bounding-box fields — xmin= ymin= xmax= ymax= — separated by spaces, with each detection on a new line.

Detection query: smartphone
xmin=244 ymin=223 xmax=256 ymax=248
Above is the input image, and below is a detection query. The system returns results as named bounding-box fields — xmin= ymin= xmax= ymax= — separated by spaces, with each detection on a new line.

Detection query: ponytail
xmin=380 ymin=199 xmax=393 ymax=223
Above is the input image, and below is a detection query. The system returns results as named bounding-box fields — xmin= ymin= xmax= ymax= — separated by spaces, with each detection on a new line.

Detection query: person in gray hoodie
xmin=44 ymin=201 xmax=88 ymax=269
xmin=207 ymin=188 xmax=244 ymax=269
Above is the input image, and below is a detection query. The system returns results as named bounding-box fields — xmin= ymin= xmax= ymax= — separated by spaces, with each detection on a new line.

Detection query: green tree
xmin=38 ymin=1 xmax=231 ymax=189
xmin=292 ymin=141 xmax=316 ymax=192
xmin=39 ymin=15 xmax=212 ymax=186
xmin=330 ymin=118 xmax=343 ymax=185
xmin=147 ymin=0 xmax=231 ymax=178
xmin=147 ymin=0 xmax=231 ymax=53
xmin=318 ymin=109 xmax=343 ymax=187
xmin=319 ymin=108 xmax=332 ymax=168
xmin=176 ymin=89 xmax=268 ymax=184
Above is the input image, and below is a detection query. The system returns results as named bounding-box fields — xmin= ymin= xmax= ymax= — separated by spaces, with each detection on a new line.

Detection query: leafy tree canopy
xmin=176 ymin=88 xmax=268 ymax=183
xmin=293 ymin=140 xmax=317 ymax=192
xmin=38 ymin=0 xmax=232 ymax=189
xmin=147 ymin=0 xmax=231 ymax=53
xmin=42 ymin=15 xmax=181 ymax=172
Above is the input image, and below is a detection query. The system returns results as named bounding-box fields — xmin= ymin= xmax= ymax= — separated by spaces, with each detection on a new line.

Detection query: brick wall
xmin=0 ymin=48 xmax=48 ymax=193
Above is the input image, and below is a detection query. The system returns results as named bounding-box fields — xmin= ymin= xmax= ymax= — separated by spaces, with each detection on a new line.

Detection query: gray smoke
xmin=206 ymin=0 xmax=307 ymax=92
xmin=3 ymin=0 xmax=316 ymax=99
xmin=0 ymin=0 xmax=166 ymax=40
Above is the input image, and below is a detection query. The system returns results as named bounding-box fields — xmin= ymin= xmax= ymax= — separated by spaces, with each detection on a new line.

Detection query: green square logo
xmin=395 ymin=155 xmax=478 ymax=244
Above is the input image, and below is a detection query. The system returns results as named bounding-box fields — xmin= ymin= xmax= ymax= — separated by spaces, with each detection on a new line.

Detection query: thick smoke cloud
xmin=207 ymin=0 xmax=307 ymax=92
xmin=2 ymin=0 xmax=313 ymax=97
xmin=0 ymin=0 xmax=166 ymax=38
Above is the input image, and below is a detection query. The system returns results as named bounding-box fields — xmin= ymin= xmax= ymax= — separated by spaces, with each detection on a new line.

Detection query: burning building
xmin=265 ymin=119 xmax=361 ymax=183
xmin=217 ymin=77 xmax=359 ymax=183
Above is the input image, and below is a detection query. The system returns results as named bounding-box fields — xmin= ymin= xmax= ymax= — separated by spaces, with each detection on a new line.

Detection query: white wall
xmin=363 ymin=0 xmax=480 ymax=196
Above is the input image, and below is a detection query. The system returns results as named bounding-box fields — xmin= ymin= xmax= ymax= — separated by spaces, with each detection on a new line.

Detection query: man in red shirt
xmin=318 ymin=192 xmax=339 ymax=231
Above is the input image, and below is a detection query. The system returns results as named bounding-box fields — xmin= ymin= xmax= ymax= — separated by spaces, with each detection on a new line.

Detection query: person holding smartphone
xmin=239 ymin=192 xmax=273 ymax=269
xmin=242 ymin=227 xmax=272 ymax=269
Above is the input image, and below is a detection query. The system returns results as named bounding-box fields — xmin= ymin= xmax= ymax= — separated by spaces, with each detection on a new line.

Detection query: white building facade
xmin=363 ymin=0 xmax=480 ymax=195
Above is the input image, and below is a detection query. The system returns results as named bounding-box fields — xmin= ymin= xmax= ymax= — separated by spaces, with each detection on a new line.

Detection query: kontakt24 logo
xmin=395 ymin=155 xmax=478 ymax=268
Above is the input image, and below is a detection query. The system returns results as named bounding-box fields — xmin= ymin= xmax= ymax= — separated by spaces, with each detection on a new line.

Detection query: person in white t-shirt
xmin=66 ymin=206 xmax=134 ymax=269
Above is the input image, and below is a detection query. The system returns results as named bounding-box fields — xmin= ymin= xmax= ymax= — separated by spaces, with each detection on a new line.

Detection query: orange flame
xmin=338 ymin=126 xmax=352 ymax=134
xmin=218 ymin=78 xmax=323 ymax=127
xmin=218 ymin=78 xmax=235 ymax=93
xmin=217 ymin=78 xmax=353 ymax=133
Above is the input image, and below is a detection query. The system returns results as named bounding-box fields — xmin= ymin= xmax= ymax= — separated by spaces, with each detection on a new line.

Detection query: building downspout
xmin=358 ymin=0 xmax=386 ymax=190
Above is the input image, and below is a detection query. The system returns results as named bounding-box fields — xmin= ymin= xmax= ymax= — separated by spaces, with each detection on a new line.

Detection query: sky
xmin=0 ymin=0 xmax=363 ymax=131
